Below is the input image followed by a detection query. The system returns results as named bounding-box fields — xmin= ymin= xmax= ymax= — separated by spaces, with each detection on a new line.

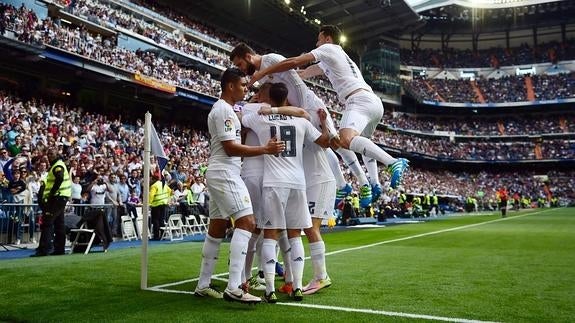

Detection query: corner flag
xmin=150 ymin=123 xmax=168 ymax=173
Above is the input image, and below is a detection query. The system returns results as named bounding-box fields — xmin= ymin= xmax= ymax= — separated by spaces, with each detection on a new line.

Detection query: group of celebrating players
xmin=193 ymin=25 xmax=409 ymax=304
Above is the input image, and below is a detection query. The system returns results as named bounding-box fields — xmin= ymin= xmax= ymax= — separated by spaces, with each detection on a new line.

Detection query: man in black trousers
xmin=31 ymin=148 xmax=71 ymax=257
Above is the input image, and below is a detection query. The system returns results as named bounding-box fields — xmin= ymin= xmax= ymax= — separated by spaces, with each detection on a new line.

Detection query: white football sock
xmin=262 ymin=238 xmax=277 ymax=294
xmin=197 ymin=234 xmax=222 ymax=290
xmin=289 ymin=236 xmax=305 ymax=290
xmin=309 ymin=241 xmax=327 ymax=280
xmin=243 ymin=232 xmax=259 ymax=282
xmin=326 ymin=148 xmax=347 ymax=189
xmin=337 ymin=147 xmax=369 ymax=186
xmin=362 ymin=155 xmax=380 ymax=186
xmin=349 ymin=136 xmax=397 ymax=166
xmin=278 ymin=230 xmax=292 ymax=283
xmin=227 ymin=228 xmax=251 ymax=291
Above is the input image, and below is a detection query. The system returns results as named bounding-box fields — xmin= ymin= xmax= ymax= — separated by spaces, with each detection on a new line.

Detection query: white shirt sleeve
xmin=303 ymin=119 xmax=322 ymax=144
xmin=215 ymin=108 xmax=239 ymax=142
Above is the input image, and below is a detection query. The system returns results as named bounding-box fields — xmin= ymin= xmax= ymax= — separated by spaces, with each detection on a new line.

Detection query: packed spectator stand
xmin=0 ymin=0 xmax=573 ymax=247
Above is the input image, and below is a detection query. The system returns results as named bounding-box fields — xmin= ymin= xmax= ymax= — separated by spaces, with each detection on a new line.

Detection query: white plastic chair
xmin=121 ymin=216 xmax=138 ymax=241
xmin=197 ymin=214 xmax=209 ymax=234
xmin=160 ymin=214 xmax=184 ymax=241
xmin=70 ymin=222 xmax=96 ymax=255
xmin=136 ymin=217 xmax=151 ymax=240
xmin=182 ymin=215 xmax=199 ymax=236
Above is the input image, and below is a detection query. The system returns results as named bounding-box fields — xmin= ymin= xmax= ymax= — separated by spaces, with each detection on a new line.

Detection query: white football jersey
xmin=262 ymin=53 xmax=338 ymax=137
xmin=303 ymin=140 xmax=334 ymax=186
xmin=207 ymin=99 xmax=242 ymax=174
xmin=310 ymin=43 xmax=372 ymax=103
xmin=242 ymin=113 xmax=321 ymax=190
xmin=240 ymin=102 xmax=268 ymax=178
xmin=261 ymin=53 xmax=306 ymax=106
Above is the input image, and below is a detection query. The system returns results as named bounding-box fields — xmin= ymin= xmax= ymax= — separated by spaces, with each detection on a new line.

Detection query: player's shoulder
xmin=263 ymin=52 xmax=286 ymax=61
xmin=212 ymin=99 xmax=231 ymax=111
xmin=210 ymin=100 xmax=235 ymax=117
xmin=241 ymin=102 xmax=267 ymax=115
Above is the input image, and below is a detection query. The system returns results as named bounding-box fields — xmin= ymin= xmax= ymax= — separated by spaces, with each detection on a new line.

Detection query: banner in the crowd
xmin=134 ymin=73 xmax=176 ymax=94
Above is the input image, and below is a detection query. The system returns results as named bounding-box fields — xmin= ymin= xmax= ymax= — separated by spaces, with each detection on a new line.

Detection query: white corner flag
xmin=150 ymin=123 xmax=168 ymax=173
xmin=142 ymin=112 xmax=170 ymax=290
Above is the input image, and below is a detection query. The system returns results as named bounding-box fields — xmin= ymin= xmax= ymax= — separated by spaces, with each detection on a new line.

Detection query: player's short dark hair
xmin=269 ymin=82 xmax=288 ymax=106
xmin=258 ymin=82 xmax=272 ymax=94
xmin=220 ymin=68 xmax=245 ymax=90
xmin=320 ymin=25 xmax=341 ymax=43
xmin=230 ymin=42 xmax=255 ymax=61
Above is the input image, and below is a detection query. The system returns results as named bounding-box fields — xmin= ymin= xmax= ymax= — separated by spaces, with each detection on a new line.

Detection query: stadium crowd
xmin=401 ymin=40 xmax=575 ymax=68
xmin=403 ymin=73 xmax=574 ymax=104
xmin=384 ymin=112 xmax=574 ymax=135
xmin=0 ymin=91 xmax=572 ymax=209
xmin=0 ymin=1 xmax=572 ymax=235
xmin=5 ymin=1 xmax=573 ymax=109
xmin=373 ymin=131 xmax=574 ymax=160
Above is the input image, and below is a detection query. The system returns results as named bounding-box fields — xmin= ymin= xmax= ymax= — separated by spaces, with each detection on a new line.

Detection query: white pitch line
xmin=279 ymin=302 xmax=500 ymax=323
xmin=149 ymin=209 xmax=554 ymax=322
xmin=146 ymin=287 xmax=499 ymax=323
xmin=325 ymin=208 xmax=552 ymax=257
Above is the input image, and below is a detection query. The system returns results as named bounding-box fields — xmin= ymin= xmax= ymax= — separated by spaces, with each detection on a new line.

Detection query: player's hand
xmin=329 ymin=135 xmax=342 ymax=149
xmin=248 ymin=71 xmax=263 ymax=88
xmin=317 ymin=108 xmax=327 ymax=122
xmin=258 ymin=107 xmax=272 ymax=115
xmin=264 ymin=137 xmax=285 ymax=155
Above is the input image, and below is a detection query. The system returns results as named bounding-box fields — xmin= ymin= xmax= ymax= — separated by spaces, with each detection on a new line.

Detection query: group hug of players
xmin=192 ymin=26 xmax=409 ymax=304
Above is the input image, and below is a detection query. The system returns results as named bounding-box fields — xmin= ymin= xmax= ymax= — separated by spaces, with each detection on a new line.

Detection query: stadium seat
xmin=70 ymin=222 xmax=97 ymax=255
xmin=121 ymin=216 xmax=138 ymax=241
xmin=197 ymin=214 xmax=209 ymax=234
xmin=182 ymin=215 xmax=202 ymax=236
xmin=160 ymin=214 xmax=185 ymax=241
xmin=136 ymin=218 xmax=151 ymax=240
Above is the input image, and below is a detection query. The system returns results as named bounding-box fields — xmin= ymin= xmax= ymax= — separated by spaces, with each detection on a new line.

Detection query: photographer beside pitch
xmin=31 ymin=148 xmax=71 ymax=257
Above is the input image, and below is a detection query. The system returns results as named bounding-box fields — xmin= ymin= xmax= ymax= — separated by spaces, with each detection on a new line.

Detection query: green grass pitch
xmin=1 ymin=208 xmax=573 ymax=322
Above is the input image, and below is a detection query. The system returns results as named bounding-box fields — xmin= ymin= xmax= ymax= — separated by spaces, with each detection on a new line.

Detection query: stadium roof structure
xmin=407 ymin=0 xmax=565 ymax=12
xmin=410 ymin=0 xmax=575 ymax=34
xmin=158 ymin=0 xmax=422 ymax=51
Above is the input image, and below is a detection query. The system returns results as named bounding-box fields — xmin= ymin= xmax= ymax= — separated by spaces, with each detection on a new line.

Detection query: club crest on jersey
xmin=224 ymin=119 xmax=233 ymax=132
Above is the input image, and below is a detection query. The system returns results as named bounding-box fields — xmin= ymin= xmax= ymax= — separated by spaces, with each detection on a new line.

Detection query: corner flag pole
xmin=141 ymin=112 xmax=151 ymax=290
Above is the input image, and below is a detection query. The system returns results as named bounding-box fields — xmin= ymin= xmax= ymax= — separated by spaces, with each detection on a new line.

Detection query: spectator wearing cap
xmin=0 ymin=148 xmax=12 ymax=169
xmin=21 ymin=144 xmax=30 ymax=155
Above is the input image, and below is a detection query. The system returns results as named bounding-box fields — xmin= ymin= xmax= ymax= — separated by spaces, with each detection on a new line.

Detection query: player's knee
xmin=234 ymin=215 xmax=256 ymax=232
xmin=303 ymin=227 xmax=321 ymax=242
xmin=338 ymin=129 xmax=357 ymax=149
xmin=338 ymin=135 xmax=353 ymax=149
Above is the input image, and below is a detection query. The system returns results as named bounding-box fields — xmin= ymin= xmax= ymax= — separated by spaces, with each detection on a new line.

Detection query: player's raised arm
xmin=221 ymin=138 xmax=285 ymax=157
xmin=249 ymin=52 xmax=316 ymax=87
xmin=297 ymin=64 xmax=324 ymax=80
xmin=313 ymin=109 xmax=331 ymax=148
xmin=258 ymin=106 xmax=310 ymax=120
